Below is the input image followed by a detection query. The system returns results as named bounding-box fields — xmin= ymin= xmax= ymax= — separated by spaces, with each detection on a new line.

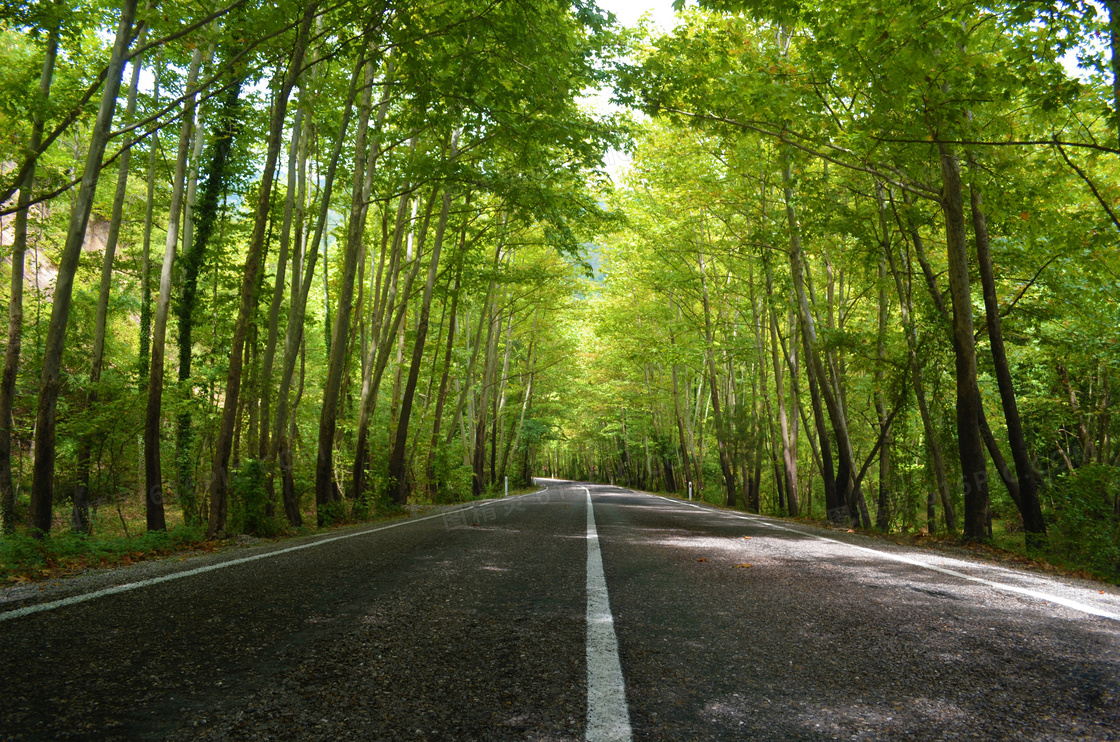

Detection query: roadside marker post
xmin=688 ymin=481 xmax=693 ymax=501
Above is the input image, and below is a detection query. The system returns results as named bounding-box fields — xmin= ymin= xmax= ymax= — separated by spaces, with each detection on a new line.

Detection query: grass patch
xmin=0 ymin=524 xmax=210 ymax=583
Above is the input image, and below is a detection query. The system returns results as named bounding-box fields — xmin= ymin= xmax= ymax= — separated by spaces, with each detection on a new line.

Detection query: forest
xmin=1 ymin=0 xmax=1119 ymax=582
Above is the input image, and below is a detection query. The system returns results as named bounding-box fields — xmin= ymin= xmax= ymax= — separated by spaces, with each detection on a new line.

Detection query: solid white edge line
xmin=583 ymin=486 xmax=633 ymax=742
xmin=638 ymin=491 xmax=1120 ymax=623
xmin=0 ymin=487 xmax=550 ymax=623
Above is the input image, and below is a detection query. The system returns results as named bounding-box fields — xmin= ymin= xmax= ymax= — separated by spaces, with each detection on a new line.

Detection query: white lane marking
xmin=0 ymin=488 xmax=549 ymax=623
xmin=636 ymin=491 xmax=1120 ymax=623
xmin=583 ymin=486 xmax=633 ymax=742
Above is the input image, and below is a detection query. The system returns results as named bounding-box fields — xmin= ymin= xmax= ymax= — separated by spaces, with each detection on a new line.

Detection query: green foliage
xmin=0 ymin=524 xmax=207 ymax=581
xmin=228 ymin=460 xmax=282 ymax=537
xmin=1047 ymin=465 xmax=1120 ymax=581
xmin=429 ymin=441 xmax=475 ymax=504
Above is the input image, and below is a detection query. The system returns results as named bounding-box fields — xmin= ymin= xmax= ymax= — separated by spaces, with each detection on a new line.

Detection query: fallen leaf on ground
xmin=696 ymin=558 xmax=707 ymax=562
xmin=742 ymin=536 xmax=752 ymax=540
xmin=734 ymin=563 xmax=752 ymax=568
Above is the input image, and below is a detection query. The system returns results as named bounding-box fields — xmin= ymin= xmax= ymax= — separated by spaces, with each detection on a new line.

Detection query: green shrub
xmin=0 ymin=523 xmax=208 ymax=580
xmin=0 ymin=533 xmax=48 ymax=572
xmin=429 ymin=442 xmax=474 ymax=504
xmin=1047 ymin=464 xmax=1120 ymax=581
xmin=228 ymin=460 xmax=283 ymax=537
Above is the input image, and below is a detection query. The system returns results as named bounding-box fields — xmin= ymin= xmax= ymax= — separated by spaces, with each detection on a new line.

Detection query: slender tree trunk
xmin=938 ymin=143 xmax=991 ymax=541
xmin=260 ymin=109 xmax=302 ymax=464
xmin=473 ymin=294 xmax=502 ymax=496
xmin=1058 ymin=365 xmax=1094 ymax=466
xmin=267 ymin=50 xmax=363 ymax=478
xmin=29 ymin=0 xmax=137 ymax=535
xmin=276 ymin=103 xmax=308 ymax=527
xmin=350 ymin=185 xmax=430 ymax=500
xmin=890 ymin=193 xmax=957 ymax=532
xmin=427 ymin=260 xmax=462 ymax=494
xmin=1 ymin=13 xmax=59 ymax=533
xmin=178 ymin=84 xmax=210 ymax=497
xmin=178 ymin=72 xmax=240 ymax=525
xmin=971 ymin=175 xmax=1046 ymax=545
xmin=138 ymin=56 xmax=161 ymax=389
xmin=207 ymin=2 xmax=316 ymax=538
xmin=282 ymin=334 xmax=307 ymax=525
xmin=502 ymin=315 xmax=536 ymax=483
xmin=745 ymin=280 xmax=767 ymax=513
xmin=763 ymin=255 xmax=799 ymax=516
xmin=874 ymin=240 xmax=892 ymax=532
xmin=697 ymin=247 xmax=738 ymax=507
xmin=75 ymin=25 xmax=149 ymax=533
xmin=781 ymin=149 xmax=853 ymax=524
xmin=315 ymin=58 xmax=375 ymax=516
xmin=145 ymin=45 xmax=204 ymax=533
xmin=494 ymin=304 xmax=516 ymax=484
xmin=1098 ymin=367 xmax=1111 ymax=464
xmin=446 ymin=234 xmax=501 ymax=446
xmin=389 ymin=150 xmax=457 ymax=503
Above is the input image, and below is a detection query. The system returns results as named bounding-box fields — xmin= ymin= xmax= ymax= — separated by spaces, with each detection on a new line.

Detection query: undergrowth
xmin=0 ymin=525 xmax=209 ymax=583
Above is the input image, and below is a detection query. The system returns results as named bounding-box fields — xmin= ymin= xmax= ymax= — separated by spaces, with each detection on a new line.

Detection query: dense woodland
xmin=1 ymin=0 xmax=1119 ymax=580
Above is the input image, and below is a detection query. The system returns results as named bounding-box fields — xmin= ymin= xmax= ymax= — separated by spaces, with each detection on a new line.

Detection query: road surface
xmin=1 ymin=480 xmax=1118 ymax=740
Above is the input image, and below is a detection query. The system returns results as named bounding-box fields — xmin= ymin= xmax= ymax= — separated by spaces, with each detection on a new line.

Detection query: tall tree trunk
xmin=388 ymin=148 xmax=457 ymax=504
xmin=763 ymin=254 xmax=799 ymax=516
xmin=745 ymin=278 xmax=768 ymax=513
xmin=145 ymin=45 xmax=204 ymax=534
xmin=276 ymin=99 xmax=309 ymax=527
xmin=494 ymin=303 xmax=516 ymax=485
xmin=267 ymin=50 xmax=364 ymax=481
xmin=697 ymin=247 xmax=737 ymax=507
xmin=902 ymin=185 xmax=1011 ymax=524
xmin=29 ymin=0 xmax=137 ymax=535
xmin=315 ymin=58 xmax=376 ymax=517
xmin=501 ymin=313 xmax=537 ymax=484
xmin=445 ymin=228 xmax=502 ymax=453
xmin=473 ymin=294 xmax=502 ymax=496
xmin=670 ymin=359 xmax=693 ymax=495
xmin=427 ymin=259 xmax=462 ymax=495
xmin=874 ymin=237 xmax=892 ymax=532
xmin=781 ymin=149 xmax=853 ymax=524
xmin=138 ymin=55 xmax=161 ymax=389
xmin=938 ymin=143 xmax=990 ymax=541
xmin=282 ymin=334 xmax=307 ymax=525
xmin=890 ymin=193 xmax=957 ymax=532
xmin=75 ymin=24 xmax=149 ymax=533
xmin=173 ymin=38 xmax=215 ymax=512
xmin=177 ymin=72 xmax=240 ymax=526
xmin=970 ymin=174 xmax=1046 ymax=546
xmin=207 ymin=2 xmax=316 ymax=538
xmin=1 ymin=12 xmax=59 ymax=533
xmin=350 ymin=185 xmax=430 ymax=500
xmin=260 ymin=108 xmax=302 ymax=463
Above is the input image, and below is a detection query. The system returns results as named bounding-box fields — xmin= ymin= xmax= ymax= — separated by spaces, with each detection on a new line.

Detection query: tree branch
xmin=1052 ymin=136 xmax=1120 ymax=233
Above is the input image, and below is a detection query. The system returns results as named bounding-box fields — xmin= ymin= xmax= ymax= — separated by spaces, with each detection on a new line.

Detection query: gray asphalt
xmin=1 ymin=480 xmax=1118 ymax=740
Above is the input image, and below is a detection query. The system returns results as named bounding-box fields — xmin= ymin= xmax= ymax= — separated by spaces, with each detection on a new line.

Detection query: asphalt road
xmin=2 ymin=480 xmax=1119 ymax=740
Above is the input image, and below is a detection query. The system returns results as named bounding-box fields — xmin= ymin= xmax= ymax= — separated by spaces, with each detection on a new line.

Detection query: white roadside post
xmin=688 ymin=481 xmax=693 ymax=501
xmin=504 ymin=476 xmax=508 ymax=498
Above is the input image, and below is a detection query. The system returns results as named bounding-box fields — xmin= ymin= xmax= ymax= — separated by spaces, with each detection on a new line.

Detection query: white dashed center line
xmin=583 ymin=485 xmax=633 ymax=742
